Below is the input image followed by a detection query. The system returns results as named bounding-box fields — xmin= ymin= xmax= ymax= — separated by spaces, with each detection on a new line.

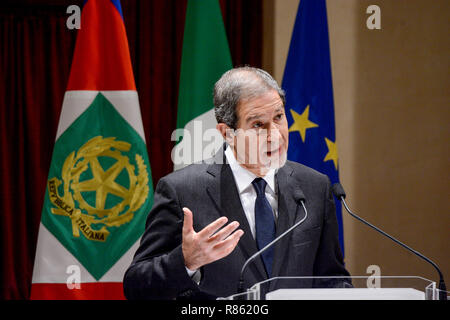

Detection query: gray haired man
xmin=123 ymin=67 xmax=350 ymax=299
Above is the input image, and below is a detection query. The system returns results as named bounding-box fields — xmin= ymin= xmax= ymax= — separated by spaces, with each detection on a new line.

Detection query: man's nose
xmin=266 ymin=124 xmax=281 ymax=142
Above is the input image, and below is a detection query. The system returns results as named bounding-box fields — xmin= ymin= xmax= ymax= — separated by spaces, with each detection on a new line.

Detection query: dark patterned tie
xmin=252 ymin=177 xmax=276 ymax=277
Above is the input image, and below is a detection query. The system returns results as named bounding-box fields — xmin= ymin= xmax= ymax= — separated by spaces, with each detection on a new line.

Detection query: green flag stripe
xmin=176 ymin=0 xmax=233 ymax=130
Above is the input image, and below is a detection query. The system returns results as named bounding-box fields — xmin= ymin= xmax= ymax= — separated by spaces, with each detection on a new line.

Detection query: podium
xmin=219 ymin=276 xmax=447 ymax=300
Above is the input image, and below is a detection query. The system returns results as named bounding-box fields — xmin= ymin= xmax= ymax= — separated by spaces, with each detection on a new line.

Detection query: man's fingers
xmin=213 ymin=229 xmax=244 ymax=254
xmin=208 ymin=221 xmax=240 ymax=243
xmin=198 ymin=216 xmax=228 ymax=239
xmin=182 ymin=207 xmax=194 ymax=235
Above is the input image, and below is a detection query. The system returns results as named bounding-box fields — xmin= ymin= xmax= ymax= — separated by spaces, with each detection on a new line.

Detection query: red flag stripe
xmin=66 ymin=0 xmax=136 ymax=90
xmin=30 ymin=282 xmax=125 ymax=300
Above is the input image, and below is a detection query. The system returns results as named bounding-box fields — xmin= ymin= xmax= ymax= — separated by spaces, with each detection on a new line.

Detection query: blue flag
xmin=282 ymin=0 xmax=344 ymax=255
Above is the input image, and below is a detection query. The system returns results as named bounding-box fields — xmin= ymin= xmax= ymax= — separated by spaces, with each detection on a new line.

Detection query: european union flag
xmin=282 ymin=0 xmax=344 ymax=255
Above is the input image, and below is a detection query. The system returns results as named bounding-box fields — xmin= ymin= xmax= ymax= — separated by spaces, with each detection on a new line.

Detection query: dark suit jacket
xmin=123 ymin=147 xmax=351 ymax=300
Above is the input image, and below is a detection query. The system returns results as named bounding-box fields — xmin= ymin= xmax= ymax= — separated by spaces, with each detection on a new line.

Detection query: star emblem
xmin=76 ymin=157 xmax=128 ymax=210
xmin=323 ymin=137 xmax=338 ymax=170
xmin=288 ymin=105 xmax=319 ymax=142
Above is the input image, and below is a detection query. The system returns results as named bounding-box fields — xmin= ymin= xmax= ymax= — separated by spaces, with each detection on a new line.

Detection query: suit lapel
xmin=203 ymin=145 xmax=304 ymax=280
xmin=205 ymin=154 xmax=267 ymax=281
xmin=271 ymin=163 xmax=303 ymax=277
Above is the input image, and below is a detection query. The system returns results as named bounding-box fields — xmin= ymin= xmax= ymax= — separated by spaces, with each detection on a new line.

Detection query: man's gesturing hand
xmin=182 ymin=207 xmax=244 ymax=271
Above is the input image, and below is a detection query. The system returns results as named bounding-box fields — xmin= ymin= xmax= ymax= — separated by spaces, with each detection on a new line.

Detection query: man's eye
xmin=274 ymin=113 xmax=284 ymax=120
xmin=253 ymin=122 xmax=263 ymax=128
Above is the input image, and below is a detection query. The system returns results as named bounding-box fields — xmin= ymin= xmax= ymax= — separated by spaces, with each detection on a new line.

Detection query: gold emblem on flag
xmin=47 ymin=136 xmax=149 ymax=242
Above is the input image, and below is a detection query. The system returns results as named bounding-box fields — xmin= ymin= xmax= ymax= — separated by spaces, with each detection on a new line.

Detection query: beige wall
xmin=263 ymin=0 xmax=450 ymax=285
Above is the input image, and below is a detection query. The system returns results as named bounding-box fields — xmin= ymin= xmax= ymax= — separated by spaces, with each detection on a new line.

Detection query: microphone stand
xmin=237 ymin=200 xmax=308 ymax=294
xmin=334 ymin=184 xmax=447 ymax=300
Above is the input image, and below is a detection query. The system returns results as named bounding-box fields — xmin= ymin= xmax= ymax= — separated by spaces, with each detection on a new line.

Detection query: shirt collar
xmin=225 ymin=145 xmax=276 ymax=195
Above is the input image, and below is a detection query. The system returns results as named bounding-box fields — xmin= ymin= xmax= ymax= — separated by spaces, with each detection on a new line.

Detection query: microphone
xmin=332 ymin=183 xmax=447 ymax=300
xmin=237 ymin=189 xmax=308 ymax=294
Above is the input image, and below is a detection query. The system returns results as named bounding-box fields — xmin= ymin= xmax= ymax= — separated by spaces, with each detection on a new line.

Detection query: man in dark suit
xmin=123 ymin=67 xmax=350 ymax=300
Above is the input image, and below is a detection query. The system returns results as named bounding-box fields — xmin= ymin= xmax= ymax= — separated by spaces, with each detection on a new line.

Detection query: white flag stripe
xmin=32 ymin=223 xmax=96 ymax=283
xmin=56 ymin=91 xmax=146 ymax=142
xmin=56 ymin=91 xmax=98 ymax=140
xmin=32 ymin=223 xmax=140 ymax=283
xmin=99 ymin=239 xmax=140 ymax=282
xmin=101 ymin=91 xmax=146 ymax=142
xmin=173 ymin=108 xmax=223 ymax=171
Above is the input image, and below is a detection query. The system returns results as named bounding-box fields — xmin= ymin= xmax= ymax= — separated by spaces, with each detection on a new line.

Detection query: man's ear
xmin=216 ymin=123 xmax=234 ymax=146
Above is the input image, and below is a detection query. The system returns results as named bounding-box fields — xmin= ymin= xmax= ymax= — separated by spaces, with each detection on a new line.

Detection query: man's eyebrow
xmin=245 ymin=106 xmax=285 ymax=123
xmin=245 ymin=114 xmax=263 ymax=123
xmin=274 ymin=106 xmax=284 ymax=113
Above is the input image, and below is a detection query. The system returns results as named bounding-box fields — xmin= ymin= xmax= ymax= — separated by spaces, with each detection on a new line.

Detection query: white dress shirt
xmin=185 ymin=146 xmax=279 ymax=279
xmin=224 ymin=146 xmax=278 ymax=238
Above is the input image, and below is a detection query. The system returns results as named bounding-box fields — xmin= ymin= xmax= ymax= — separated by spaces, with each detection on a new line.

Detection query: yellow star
xmin=75 ymin=157 xmax=128 ymax=210
xmin=324 ymin=137 xmax=338 ymax=170
xmin=288 ymin=106 xmax=319 ymax=142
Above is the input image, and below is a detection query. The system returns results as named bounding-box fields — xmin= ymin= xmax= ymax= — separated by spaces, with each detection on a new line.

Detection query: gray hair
xmin=213 ymin=66 xmax=286 ymax=129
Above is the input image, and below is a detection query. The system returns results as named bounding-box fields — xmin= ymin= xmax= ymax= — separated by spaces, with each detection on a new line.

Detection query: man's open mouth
xmin=266 ymin=147 xmax=281 ymax=157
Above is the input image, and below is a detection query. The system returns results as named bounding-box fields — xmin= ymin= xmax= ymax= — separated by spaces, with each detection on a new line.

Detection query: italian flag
xmin=30 ymin=0 xmax=153 ymax=299
xmin=173 ymin=0 xmax=232 ymax=170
